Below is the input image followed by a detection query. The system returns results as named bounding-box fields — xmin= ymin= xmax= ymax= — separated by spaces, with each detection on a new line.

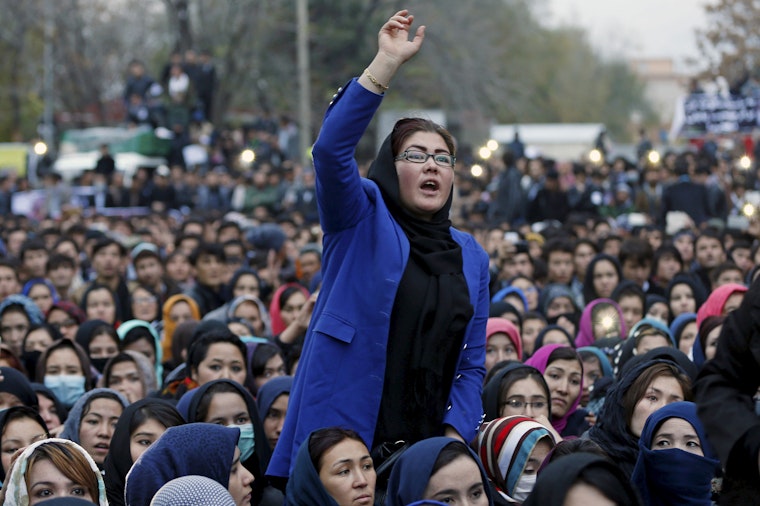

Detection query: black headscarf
xmin=180 ymin=379 xmax=272 ymax=500
xmin=587 ymin=358 xmax=689 ymax=478
xmin=533 ymin=324 xmax=575 ymax=350
xmin=30 ymin=382 xmax=68 ymax=423
xmin=0 ymin=406 xmax=48 ymax=482
xmin=583 ymin=253 xmax=622 ymax=303
xmin=524 ymin=452 xmax=642 ymax=506
xmin=74 ymin=319 xmax=114 ymax=373
xmin=369 ymin=130 xmax=473 ymax=444
xmin=0 ymin=366 xmax=38 ymax=408
xmin=621 ymin=346 xmax=698 ymax=383
xmin=79 ymin=283 xmax=124 ymax=324
xmin=666 ymin=273 xmax=707 ymax=311
xmin=103 ymin=398 xmax=184 ymax=506
xmin=481 ymin=362 xmax=549 ymax=422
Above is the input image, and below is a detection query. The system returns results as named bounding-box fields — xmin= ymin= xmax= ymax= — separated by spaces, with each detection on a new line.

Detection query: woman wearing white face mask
xmin=177 ymin=379 xmax=275 ymax=505
xmin=35 ymin=339 xmax=93 ymax=409
xmin=478 ymin=416 xmax=556 ymax=504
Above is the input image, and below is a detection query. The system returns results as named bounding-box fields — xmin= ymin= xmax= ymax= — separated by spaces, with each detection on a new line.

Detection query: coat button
xmin=446 ymin=403 xmax=452 ymax=411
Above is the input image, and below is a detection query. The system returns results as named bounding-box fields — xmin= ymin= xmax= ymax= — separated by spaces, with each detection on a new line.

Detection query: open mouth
xmin=420 ymin=180 xmax=439 ymax=192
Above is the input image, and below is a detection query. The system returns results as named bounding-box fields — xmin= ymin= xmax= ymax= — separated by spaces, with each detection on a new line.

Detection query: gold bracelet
xmin=364 ymin=68 xmax=389 ymax=93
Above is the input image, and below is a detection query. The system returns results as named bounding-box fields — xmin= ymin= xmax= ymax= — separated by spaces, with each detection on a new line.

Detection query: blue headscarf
xmin=116 ymin=319 xmax=163 ymax=387
xmin=21 ymin=278 xmax=60 ymax=304
xmin=59 ymin=388 xmax=129 ymax=445
xmin=628 ymin=317 xmax=675 ymax=347
xmin=577 ymin=346 xmax=613 ymax=378
xmin=538 ymin=283 xmax=578 ymax=317
xmin=491 ymin=286 xmax=528 ymax=313
xmin=631 ymin=402 xmax=719 ymax=506
xmin=125 ymin=423 xmax=240 ymax=505
xmin=257 ymin=375 xmax=293 ymax=418
xmin=285 ymin=430 xmax=343 ymax=506
xmin=0 ymin=294 xmax=44 ymax=325
xmin=385 ymin=437 xmax=493 ymax=506
xmin=669 ymin=312 xmax=697 ymax=350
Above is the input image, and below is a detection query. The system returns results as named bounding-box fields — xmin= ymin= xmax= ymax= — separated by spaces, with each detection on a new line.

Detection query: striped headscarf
xmin=478 ymin=416 xmax=554 ymax=500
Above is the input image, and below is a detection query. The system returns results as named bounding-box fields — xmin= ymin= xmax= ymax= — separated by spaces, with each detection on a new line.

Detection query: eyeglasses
xmin=501 ymin=399 xmax=547 ymax=410
xmin=133 ymin=296 xmax=157 ymax=304
xmin=394 ymin=150 xmax=456 ymax=167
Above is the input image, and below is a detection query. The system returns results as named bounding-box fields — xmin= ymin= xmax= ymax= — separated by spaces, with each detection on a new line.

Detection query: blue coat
xmin=267 ymin=80 xmax=489 ymax=478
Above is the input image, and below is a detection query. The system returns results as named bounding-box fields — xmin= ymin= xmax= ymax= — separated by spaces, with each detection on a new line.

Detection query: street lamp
xmin=471 ymin=164 xmax=484 ymax=178
xmin=33 ymin=142 xmax=48 ymax=156
xmin=241 ymin=149 xmax=255 ymax=165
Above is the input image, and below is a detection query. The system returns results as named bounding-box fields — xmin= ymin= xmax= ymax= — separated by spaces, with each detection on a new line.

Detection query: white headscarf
xmin=2 ymin=438 xmax=107 ymax=506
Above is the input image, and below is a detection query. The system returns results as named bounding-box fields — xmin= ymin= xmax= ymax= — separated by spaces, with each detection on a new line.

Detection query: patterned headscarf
xmin=150 ymin=475 xmax=236 ymax=506
xmin=2 ymin=438 xmax=108 ymax=506
xmin=478 ymin=416 xmax=554 ymax=501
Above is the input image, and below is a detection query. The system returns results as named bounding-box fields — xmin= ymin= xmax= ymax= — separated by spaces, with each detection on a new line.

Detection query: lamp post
xmin=296 ymin=0 xmax=311 ymax=167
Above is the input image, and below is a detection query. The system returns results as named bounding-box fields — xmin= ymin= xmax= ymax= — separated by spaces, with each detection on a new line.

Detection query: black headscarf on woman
xmin=587 ymin=358 xmax=689 ymax=479
xmin=0 ymin=366 xmax=38 ymax=408
xmin=79 ymin=283 xmax=124 ymax=324
xmin=0 ymin=406 xmax=48 ymax=482
xmin=30 ymin=382 xmax=68 ymax=423
xmin=583 ymin=254 xmax=622 ymax=304
xmin=74 ymin=319 xmax=114 ymax=373
xmin=666 ymin=273 xmax=707 ymax=311
xmin=180 ymin=378 xmax=272 ymax=500
xmin=481 ymin=362 xmax=549 ymax=422
xmin=103 ymin=398 xmax=184 ymax=506
xmin=620 ymin=346 xmax=698 ymax=383
xmin=523 ymin=452 xmax=642 ymax=506
xmin=368 ymin=129 xmax=474 ymax=444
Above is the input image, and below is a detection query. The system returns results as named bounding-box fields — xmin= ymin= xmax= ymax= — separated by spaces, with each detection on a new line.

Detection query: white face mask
xmin=512 ymin=472 xmax=537 ymax=502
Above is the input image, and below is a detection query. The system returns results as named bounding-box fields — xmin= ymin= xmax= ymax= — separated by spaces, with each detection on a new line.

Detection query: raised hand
xmin=377 ymin=10 xmax=425 ymax=67
xmin=360 ymin=9 xmax=425 ymax=93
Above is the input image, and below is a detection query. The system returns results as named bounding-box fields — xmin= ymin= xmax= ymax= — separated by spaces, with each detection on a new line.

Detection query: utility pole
xmin=296 ymin=0 xmax=311 ymax=167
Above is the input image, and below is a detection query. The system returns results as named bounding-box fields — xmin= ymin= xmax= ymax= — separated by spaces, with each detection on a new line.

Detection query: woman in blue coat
xmin=268 ymin=9 xmax=489 ymax=483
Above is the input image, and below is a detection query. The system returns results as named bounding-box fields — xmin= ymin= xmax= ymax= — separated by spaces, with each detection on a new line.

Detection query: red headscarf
xmin=696 ymin=283 xmax=746 ymax=328
xmin=486 ymin=317 xmax=523 ymax=360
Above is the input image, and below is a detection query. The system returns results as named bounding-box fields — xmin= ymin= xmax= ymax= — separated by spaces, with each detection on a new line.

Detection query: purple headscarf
xmin=575 ymin=298 xmax=626 ymax=348
xmin=525 ymin=343 xmax=583 ymax=434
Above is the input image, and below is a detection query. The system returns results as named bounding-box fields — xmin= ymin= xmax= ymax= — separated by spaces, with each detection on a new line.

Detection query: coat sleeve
xmin=695 ymin=275 xmax=760 ymax=469
xmin=312 ymin=79 xmax=383 ymax=233
xmin=443 ymin=243 xmax=489 ymax=442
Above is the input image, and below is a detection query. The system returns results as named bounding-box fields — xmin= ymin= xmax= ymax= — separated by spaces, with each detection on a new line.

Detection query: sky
xmin=544 ymin=0 xmax=712 ymax=71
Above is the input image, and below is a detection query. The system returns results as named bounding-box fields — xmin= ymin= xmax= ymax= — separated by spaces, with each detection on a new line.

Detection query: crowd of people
xmin=0 ymin=8 xmax=759 ymax=506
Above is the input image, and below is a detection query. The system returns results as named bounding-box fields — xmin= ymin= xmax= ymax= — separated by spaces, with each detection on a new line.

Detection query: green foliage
xmin=0 ymin=0 xmax=653 ymax=145
xmin=696 ymin=0 xmax=760 ymax=85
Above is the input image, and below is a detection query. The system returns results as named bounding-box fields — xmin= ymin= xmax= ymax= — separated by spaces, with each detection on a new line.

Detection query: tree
xmin=695 ymin=0 xmax=760 ymax=89
xmin=0 ymin=0 xmax=653 ymax=146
